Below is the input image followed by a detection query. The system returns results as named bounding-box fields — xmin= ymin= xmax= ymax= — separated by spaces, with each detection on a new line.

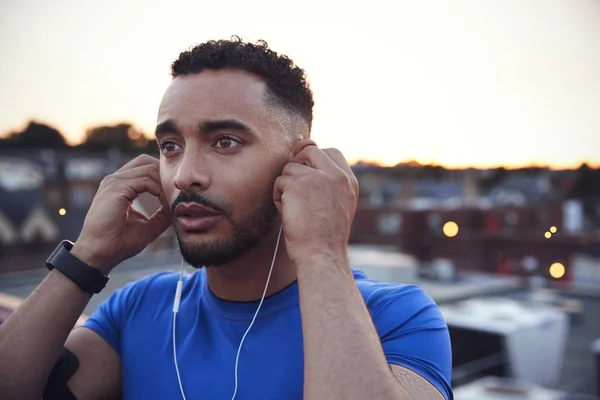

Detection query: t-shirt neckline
xmin=200 ymin=269 xmax=299 ymax=321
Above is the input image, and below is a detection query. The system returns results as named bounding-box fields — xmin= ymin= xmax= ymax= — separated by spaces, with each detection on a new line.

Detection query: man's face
xmin=156 ymin=70 xmax=294 ymax=267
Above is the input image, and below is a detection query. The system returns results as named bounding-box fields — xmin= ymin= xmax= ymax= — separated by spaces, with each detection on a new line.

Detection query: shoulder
xmin=352 ymin=269 xmax=442 ymax=327
xmin=101 ymin=269 xmax=203 ymax=315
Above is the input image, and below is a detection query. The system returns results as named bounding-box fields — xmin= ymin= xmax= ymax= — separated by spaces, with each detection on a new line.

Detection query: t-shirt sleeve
xmin=366 ymin=284 xmax=454 ymax=400
xmin=82 ymin=277 xmax=150 ymax=356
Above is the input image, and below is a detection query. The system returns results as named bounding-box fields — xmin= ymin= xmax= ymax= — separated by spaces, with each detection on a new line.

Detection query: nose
xmin=173 ymin=148 xmax=211 ymax=192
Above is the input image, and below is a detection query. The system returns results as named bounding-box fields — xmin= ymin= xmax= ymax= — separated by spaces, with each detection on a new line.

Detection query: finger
xmin=273 ymin=175 xmax=295 ymax=208
xmin=292 ymin=145 xmax=339 ymax=172
xmin=116 ymin=154 xmax=159 ymax=173
xmin=147 ymin=203 xmax=172 ymax=240
xmin=112 ymin=177 xmax=164 ymax=201
xmin=127 ymin=207 xmax=151 ymax=222
xmin=288 ymin=138 xmax=317 ymax=160
xmin=323 ymin=148 xmax=354 ymax=178
xmin=100 ymin=165 xmax=161 ymax=194
xmin=158 ymin=191 xmax=170 ymax=213
xmin=114 ymin=164 xmax=161 ymax=182
xmin=281 ymin=161 xmax=314 ymax=176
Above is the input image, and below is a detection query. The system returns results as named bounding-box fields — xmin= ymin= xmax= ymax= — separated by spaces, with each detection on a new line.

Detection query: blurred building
xmin=0 ymin=149 xmax=176 ymax=273
xmin=0 ymin=188 xmax=62 ymax=272
xmin=351 ymin=199 xmax=600 ymax=290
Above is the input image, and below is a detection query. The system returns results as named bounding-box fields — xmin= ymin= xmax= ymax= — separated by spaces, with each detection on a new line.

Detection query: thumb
xmin=148 ymin=207 xmax=172 ymax=241
xmin=148 ymin=197 xmax=172 ymax=240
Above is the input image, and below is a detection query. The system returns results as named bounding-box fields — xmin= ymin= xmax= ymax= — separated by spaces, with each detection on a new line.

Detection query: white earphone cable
xmin=172 ymin=223 xmax=283 ymax=400
xmin=230 ymin=223 xmax=282 ymax=400
xmin=173 ymin=259 xmax=187 ymax=400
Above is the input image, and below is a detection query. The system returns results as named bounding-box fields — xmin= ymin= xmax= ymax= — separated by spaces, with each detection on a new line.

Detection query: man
xmin=0 ymin=37 xmax=453 ymax=399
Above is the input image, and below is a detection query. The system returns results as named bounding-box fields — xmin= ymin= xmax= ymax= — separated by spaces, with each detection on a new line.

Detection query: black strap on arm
xmin=42 ymin=347 xmax=80 ymax=400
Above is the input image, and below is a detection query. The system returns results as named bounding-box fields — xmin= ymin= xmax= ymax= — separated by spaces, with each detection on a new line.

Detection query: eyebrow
xmin=154 ymin=119 xmax=255 ymax=138
xmin=155 ymin=120 xmax=179 ymax=137
xmin=200 ymin=119 xmax=254 ymax=136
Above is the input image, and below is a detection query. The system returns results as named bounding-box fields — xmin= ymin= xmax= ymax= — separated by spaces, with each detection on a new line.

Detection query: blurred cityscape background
xmin=1 ymin=0 xmax=600 ymax=399
xmin=0 ymin=122 xmax=599 ymax=399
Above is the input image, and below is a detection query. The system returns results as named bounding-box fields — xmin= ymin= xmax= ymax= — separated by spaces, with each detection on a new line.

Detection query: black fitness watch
xmin=46 ymin=240 xmax=109 ymax=294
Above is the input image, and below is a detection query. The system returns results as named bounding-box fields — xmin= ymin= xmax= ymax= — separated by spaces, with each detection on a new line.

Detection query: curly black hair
xmin=171 ymin=36 xmax=314 ymax=131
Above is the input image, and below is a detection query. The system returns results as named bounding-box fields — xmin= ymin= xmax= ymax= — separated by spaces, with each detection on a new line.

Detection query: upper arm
xmin=60 ymin=276 xmax=153 ymax=400
xmin=64 ymin=327 xmax=122 ymax=400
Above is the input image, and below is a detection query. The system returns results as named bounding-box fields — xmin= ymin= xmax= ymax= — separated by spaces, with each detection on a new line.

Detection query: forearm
xmin=297 ymin=252 xmax=405 ymax=400
xmin=0 ymin=268 xmax=92 ymax=399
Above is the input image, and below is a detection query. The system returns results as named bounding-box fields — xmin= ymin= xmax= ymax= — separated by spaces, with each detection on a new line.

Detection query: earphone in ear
xmin=172 ymin=223 xmax=284 ymax=400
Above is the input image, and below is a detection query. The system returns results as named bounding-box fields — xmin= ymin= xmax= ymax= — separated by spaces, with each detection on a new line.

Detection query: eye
xmin=215 ymin=135 xmax=242 ymax=149
xmin=159 ymin=140 xmax=182 ymax=154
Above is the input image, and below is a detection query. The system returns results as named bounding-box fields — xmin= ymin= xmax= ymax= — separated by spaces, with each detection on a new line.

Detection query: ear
xmin=303 ymin=125 xmax=311 ymax=140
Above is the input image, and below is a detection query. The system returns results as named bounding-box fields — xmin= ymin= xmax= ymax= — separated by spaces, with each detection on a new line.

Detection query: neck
xmin=204 ymin=226 xmax=297 ymax=302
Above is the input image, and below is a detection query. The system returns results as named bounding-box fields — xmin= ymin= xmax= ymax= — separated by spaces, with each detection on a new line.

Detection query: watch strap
xmin=46 ymin=240 xmax=109 ymax=294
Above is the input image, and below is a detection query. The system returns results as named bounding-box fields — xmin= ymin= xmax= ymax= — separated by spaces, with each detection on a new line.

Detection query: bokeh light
xmin=549 ymin=262 xmax=566 ymax=279
xmin=443 ymin=221 xmax=459 ymax=238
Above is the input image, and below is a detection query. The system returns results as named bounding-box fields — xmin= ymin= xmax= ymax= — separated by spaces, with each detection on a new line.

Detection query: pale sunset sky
xmin=1 ymin=0 xmax=599 ymax=169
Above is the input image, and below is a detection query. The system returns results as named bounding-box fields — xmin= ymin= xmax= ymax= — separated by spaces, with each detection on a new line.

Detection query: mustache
xmin=170 ymin=191 xmax=226 ymax=215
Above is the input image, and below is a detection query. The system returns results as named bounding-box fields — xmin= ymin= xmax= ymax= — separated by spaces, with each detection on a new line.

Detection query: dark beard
xmin=175 ymin=195 xmax=279 ymax=268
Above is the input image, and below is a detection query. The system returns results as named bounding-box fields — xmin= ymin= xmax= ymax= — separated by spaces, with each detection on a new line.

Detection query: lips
xmin=173 ymin=203 xmax=222 ymax=231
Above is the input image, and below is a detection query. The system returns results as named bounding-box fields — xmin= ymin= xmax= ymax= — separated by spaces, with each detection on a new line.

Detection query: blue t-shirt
xmin=83 ymin=268 xmax=453 ymax=399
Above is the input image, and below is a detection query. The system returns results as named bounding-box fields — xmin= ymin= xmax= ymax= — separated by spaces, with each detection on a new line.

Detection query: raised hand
xmin=273 ymin=139 xmax=359 ymax=264
xmin=71 ymin=155 xmax=172 ymax=274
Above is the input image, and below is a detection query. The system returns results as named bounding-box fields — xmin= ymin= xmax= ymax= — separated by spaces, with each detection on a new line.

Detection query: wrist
xmin=289 ymin=241 xmax=348 ymax=263
xmin=70 ymin=242 xmax=113 ymax=275
xmin=46 ymin=240 xmax=111 ymax=295
xmin=294 ymin=248 xmax=352 ymax=280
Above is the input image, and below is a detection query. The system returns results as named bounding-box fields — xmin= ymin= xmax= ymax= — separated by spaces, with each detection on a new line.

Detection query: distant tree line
xmin=0 ymin=121 xmax=158 ymax=154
